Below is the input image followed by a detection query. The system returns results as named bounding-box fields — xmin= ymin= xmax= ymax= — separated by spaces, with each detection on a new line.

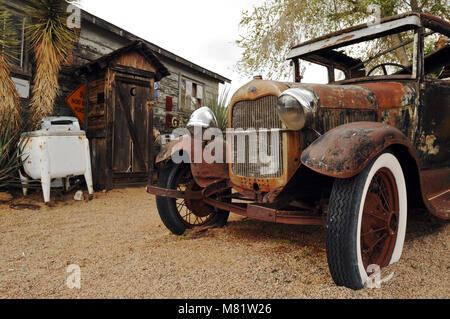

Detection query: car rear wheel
xmin=156 ymin=163 xmax=230 ymax=235
xmin=326 ymin=152 xmax=407 ymax=290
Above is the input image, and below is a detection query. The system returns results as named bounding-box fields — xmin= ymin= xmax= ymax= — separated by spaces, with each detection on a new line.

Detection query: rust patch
xmin=191 ymin=162 xmax=228 ymax=189
xmin=358 ymin=82 xmax=416 ymax=109
xmin=298 ymin=83 xmax=378 ymax=110
xmin=229 ymin=79 xmax=289 ymax=109
xmin=301 ymin=122 xmax=417 ymax=178
xmin=418 ymin=134 xmax=440 ymax=155
xmin=380 ymin=104 xmax=419 ymax=142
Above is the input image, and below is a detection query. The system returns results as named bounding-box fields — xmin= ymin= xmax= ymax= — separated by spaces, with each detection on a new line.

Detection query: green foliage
xmin=0 ymin=114 xmax=24 ymax=189
xmin=178 ymin=87 xmax=231 ymax=132
xmin=25 ymin=0 xmax=80 ymax=127
xmin=0 ymin=2 xmax=20 ymax=64
xmin=25 ymin=0 xmax=79 ymax=61
xmin=0 ymin=2 xmax=22 ymax=133
xmin=203 ymin=87 xmax=231 ymax=132
xmin=236 ymin=0 xmax=450 ymax=79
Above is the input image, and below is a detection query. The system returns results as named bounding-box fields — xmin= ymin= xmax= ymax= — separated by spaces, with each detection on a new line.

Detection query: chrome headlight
xmin=276 ymin=88 xmax=319 ymax=130
xmin=186 ymin=106 xmax=218 ymax=129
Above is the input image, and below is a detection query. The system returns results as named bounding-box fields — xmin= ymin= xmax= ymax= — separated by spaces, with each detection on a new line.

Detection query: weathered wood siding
xmin=56 ymin=20 xmax=129 ymax=118
xmin=6 ymin=0 xmax=226 ymax=136
xmin=154 ymin=56 xmax=220 ymax=133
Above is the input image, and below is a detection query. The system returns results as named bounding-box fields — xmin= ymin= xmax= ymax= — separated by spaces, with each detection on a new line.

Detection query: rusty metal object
xmin=300 ymin=122 xmax=416 ymax=179
xmin=185 ymin=180 xmax=213 ymax=218
xmin=298 ymin=83 xmax=378 ymax=110
xmin=361 ymin=168 xmax=399 ymax=269
xmin=421 ymin=168 xmax=450 ymax=218
xmin=246 ymin=205 xmax=324 ymax=226
xmin=288 ymin=13 xmax=423 ymax=59
xmin=420 ymin=13 xmax=450 ymax=37
xmin=146 ymin=185 xmax=202 ymax=200
xmin=155 ymin=135 xmax=192 ymax=164
xmin=151 ymin=12 xmax=450 ymax=227
xmin=228 ymin=80 xmax=303 ymax=193
xmin=148 ymin=179 xmax=326 ymax=226
xmin=287 ymin=12 xmax=450 ymax=61
xmin=357 ymin=82 xmax=416 ymax=110
xmin=155 ymin=134 xmax=229 ymax=188
xmin=228 ymin=79 xmax=289 ymax=109
xmin=228 ymin=82 xmax=288 ymax=193
xmin=174 ymin=168 xmax=222 ymax=227
xmin=191 ymin=161 xmax=228 ymax=189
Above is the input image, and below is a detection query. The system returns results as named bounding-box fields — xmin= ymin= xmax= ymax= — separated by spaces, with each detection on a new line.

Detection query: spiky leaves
xmin=26 ymin=0 xmax=79 ymax=127
xmin=204 ymin=87 xmax=231 ymax=133
xmin=0 ymin=113 xmax=24 ymax=189
xmin=0 ymin=5 xmax=22 ymax=132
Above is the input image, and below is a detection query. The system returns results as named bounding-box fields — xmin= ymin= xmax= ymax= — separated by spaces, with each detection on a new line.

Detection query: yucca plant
xmin=0 ymin=4 xmax=22 ymax=133
xmin=203 ymin=86 xmax=231 ymax=133
xmin=0 ymin=113 xmax=24 ymax=189
xmin=25 ymin=0 xmax=79 ymax=128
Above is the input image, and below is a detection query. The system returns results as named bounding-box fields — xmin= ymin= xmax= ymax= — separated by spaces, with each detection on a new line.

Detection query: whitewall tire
xmin=326 ymin=152 xmax=407 ymax=290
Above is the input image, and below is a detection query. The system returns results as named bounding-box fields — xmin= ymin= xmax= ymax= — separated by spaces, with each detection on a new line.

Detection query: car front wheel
xmin=156 ymin=163 xmax=230 ymax=235
xmin=326 ymin=152 xmax=407 ymax=290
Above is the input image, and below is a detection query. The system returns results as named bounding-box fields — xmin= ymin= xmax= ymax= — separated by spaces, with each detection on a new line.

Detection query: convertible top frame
xmin=288 ymin=12 xmax=450 ymax=60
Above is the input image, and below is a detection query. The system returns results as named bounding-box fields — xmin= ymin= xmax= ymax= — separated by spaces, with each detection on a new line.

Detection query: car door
xmin=417 ymin=78 xmax=450 ymax=214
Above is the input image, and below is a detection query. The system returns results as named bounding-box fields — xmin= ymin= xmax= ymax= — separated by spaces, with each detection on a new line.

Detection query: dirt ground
xmin=0 ymin=187 xmax=448 ymax=299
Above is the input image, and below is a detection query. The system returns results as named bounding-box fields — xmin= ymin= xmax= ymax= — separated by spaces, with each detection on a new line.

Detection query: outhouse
xmin=75 ymin=41 xmax=170 ymax=190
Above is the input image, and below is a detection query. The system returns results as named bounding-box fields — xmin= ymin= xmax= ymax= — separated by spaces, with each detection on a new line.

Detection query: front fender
xmin=301 ymin=122 xmax=418 ymax=179
xmin=155 ymin=135 xmax=193 ymax=164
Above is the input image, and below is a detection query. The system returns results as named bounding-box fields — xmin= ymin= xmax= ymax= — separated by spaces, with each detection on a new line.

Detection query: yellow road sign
xmin=66 ymin=84 xmax=86 ymax=124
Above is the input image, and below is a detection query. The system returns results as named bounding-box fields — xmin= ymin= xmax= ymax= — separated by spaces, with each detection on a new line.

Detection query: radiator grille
xmin=231 ymin=96 xmax=284 ymax=178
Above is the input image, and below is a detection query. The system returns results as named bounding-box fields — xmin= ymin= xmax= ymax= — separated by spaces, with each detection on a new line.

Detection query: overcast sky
xmin=79 ymin=0 xmax=270 ymax=95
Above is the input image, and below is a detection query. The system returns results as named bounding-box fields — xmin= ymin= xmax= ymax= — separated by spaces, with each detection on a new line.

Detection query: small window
xmin=97 ymin=92 xmax=105 ymax=104
xmin=154 ymin=81 xmax=160 ymax=101
xmin=334 ymin=69 xmax=346 ymax=81
xmin=180 ymin=78 xmax=203 ymax=111
xmin=424 ymin=33 xmax=449 ymax=80
xmin=301 ymin=62 xmax=328 ymax=84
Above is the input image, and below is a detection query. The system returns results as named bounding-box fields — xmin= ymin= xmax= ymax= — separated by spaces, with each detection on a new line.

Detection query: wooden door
xmin=112 ymin=76 xmax=153 ymax=179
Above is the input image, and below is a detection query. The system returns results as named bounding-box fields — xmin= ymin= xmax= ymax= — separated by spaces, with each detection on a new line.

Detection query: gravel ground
xmin=0 ymin=187 xmax=448 ymax=299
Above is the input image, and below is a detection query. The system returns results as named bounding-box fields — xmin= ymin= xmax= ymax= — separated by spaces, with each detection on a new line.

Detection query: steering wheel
xmin=367 ymin=63 xmax=411 ymax=76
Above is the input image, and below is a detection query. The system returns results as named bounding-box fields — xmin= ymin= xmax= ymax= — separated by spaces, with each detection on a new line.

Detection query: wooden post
xmin=294 ymin=59 xmax=301 ymax=83
xmin=105 ymin=71 xmax=114 ymax=190
xmin=148 ymin=99 xmax=155 ymax=185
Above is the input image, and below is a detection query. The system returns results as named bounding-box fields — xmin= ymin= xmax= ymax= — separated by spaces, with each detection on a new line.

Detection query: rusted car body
xmin=148 ymin=12 xmax=449 ymax=289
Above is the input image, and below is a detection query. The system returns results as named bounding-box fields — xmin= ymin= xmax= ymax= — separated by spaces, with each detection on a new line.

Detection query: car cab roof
xmin=287 ymin=12 xmax=450 ymax=60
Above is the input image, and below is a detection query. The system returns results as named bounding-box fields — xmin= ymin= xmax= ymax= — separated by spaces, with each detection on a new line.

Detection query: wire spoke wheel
xmin=361 ymin=168 xmax=399 ymax=269
xmin=156 ymin=163 xmax=230 ymax=235
xmin=326 ymin=152 xmax=407 ymax=290
xmin=175 ymin=170 xmax=216 ymax=227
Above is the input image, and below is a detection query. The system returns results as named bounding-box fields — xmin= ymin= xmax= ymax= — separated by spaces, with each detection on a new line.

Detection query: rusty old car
xmin=147 ymin=12 xmax=449 ymax=290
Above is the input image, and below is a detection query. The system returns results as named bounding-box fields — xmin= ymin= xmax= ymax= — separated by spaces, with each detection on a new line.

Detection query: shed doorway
xmin=113 ymin=76 xmax=152 ymax=176
xmin=74 ymin=41 xmax=170 ymax=190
